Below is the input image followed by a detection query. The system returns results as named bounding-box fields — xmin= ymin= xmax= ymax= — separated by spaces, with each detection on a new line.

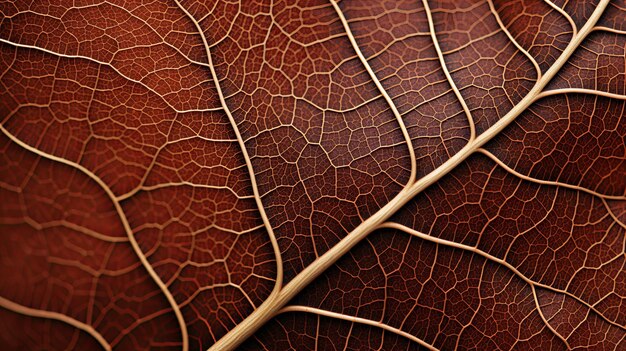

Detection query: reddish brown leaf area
xmin=0 ymin=0 xmax=276 ymax=347
xmin=1 ymin=0 xmax=625 ymax=350
xmin=0 ymin=135 xmax=182 ymax=349
xmin=194 ymin=0 xmax=412 ymax=282
xmin=1 ymin=308 xmax=105 ymax=350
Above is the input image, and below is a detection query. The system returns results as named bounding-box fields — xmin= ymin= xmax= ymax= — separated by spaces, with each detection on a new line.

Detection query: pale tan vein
xmin=536 ymin=87 xmax=626 ymax=101
xmin=46 ymin=257 xmax=135 ymax=281
xmin=0 ymin=295 xmax=111 ymax=351
xmin=106 ymin=307 xmax=174 ymax=347
xmin=531 ymin=285 xmax=572 ymax=349
xmin=2 ymin=217 xmax=130 ymax=243
xmin=210 ymin=1 xmax=611 ymax=349
xmin=487 ymin=0 xmax=543 ymax=79
xmin=314 ymin=312 xmax=321 ymax=351
xmin=0 ymin=125 xmax=189 ymax=351
xmin=603 ymin=198 xmax=626 ymax=230
xmin=2 ymin=8 xmax=209 ymax=71
xmin=330 ymin=0 xmax=417 ymax=184
xmin=379 ymin=222 xmax=626 ymax=331
xmin=454 ymin=260 xmax=486 ymax=350
xmin=545 ymin=0 xmax=578 ymax=36
xmin=477 ymin=148 xmax=626 ymax=200
xmin=172 ymin=0 xmax=284 ymax=308
xmin=279 ymin=305 xmax=439 ymax=351
xmin=114 ymin=132 xmax=248 ymax=202
xmin=10 ymin=1 xmax=212 ymax=69
xmin=422 ymin=0 xmax=476 ymax=141
xmin=233 ymin=81 xmax=383 ymax=114
xmin=124 ymin=182 xmax=253 ymax=199
xmin=592 ymin=26 xmax=626 ymax=35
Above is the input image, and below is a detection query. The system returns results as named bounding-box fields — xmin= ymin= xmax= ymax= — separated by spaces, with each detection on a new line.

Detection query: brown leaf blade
xmin=1 ymin=0 xmax=624 ymax=350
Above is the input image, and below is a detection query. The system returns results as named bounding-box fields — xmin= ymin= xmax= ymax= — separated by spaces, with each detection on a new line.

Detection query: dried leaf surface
xmin=0 ymin=0 xmax=624 ymax=350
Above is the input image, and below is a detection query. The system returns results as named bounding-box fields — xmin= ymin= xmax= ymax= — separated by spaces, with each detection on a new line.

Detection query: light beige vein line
xmin=330 ymin=0 xmax=417 ymax=184
xmin=545 ymin=0 xmax=578 ymax=36
xmin=18 ymin=218 xmax=130 ymax=243
xmin=530 ymin=285 xmax=572 ymax=349
xmin=0 ymin=296 xmax=111 ymax=351
xmin=380 ymin=222 xmax=626 ymax=331
xmin=603 ymin=198 xmax=626 ymax=230
xmin=209 ymin=1 xmax=610 ymax=349
xmin=172 ymin=0 xmax=284 ymax=297
xmin=0 ymin=125 xmax=189 ymax=351
xmin=535 ymin=87 xmax=626 ymax=101
xmin=422 ymin=0 xmax=476 ymax=141
xmin=477 ymin=148 xmax=626 ymax=200
xmin=592 ymin=26 xmax=626 ymax=35
xmin=279 ymin=306 xmax=439 ymax=351
xmin=487 ymin=0 xmax=542 ymax=79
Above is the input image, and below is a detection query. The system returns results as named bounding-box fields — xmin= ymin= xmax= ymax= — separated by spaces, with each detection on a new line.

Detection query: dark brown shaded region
xmin=598 ymin=0 xmax=626 ymax=32
xmin=0 ymin=42 xmax=213 ymax=195
xmin=338 ymin=0 xmax=470 ymax=177
xmin=548 ymin=32 xmax=626 ymax=94
xmin=607 ymin=200 xmax=626 ymax=225
xmin=493 ymin=0 xmax=573 ymax=72
xmin=393 ymin=154 xmax=626 ymax=326
xmin=122 ymin=183 xmax=276 ymax=348
xmin=428 ymin=0 xmax=537 ymax=134
xmin=538 ymin=288 xmax=626 ymax=350
xmin=0 ymin=0 xmax=222 ymax=195
xmin=552 ymin=0 xmax=600 ymax=29
xmin=487 ymin=94 xmax=626 ymax=197
xmin=0 ymin=0 xmax=208 ymax=70
xmin=0 ymin=0 xmax=625 ymax=350
xmin=291 ymin=229 xmax=564 ymax=350
xmin=241 ymin=312 xmax=428 ymax=351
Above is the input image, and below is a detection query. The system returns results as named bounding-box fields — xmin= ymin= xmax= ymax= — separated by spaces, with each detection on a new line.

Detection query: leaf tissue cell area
xmin=0 ymin=0 xmax=624 ymax=350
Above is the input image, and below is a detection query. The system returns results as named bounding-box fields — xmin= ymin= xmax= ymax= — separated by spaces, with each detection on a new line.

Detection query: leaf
xmin=0 ymin=0 xmax=624 ymax=350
